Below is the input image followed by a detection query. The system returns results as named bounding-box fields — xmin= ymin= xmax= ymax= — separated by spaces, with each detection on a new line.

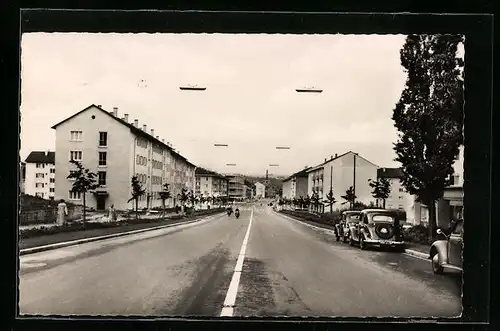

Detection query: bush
xmin=402 ymin=224 xmax=430 ymax=245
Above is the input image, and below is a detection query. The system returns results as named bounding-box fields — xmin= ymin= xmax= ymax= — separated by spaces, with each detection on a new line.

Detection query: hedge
xmin=19 ymin=208 xmax=225 ymax=239
xmin=402 ymin=224 xmax=431 ymax=245
xmin=280 ymin=210 xmax=341 ymax=226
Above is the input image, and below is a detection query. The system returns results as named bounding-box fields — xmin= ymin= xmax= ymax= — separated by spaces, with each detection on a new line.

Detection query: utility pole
xmin=353 ymin=153 xmax=356 ymax=209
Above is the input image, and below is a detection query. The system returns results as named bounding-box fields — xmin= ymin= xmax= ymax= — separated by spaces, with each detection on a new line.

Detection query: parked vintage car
xmin=350 ymin=209 xmax=405 ymax=251
xmin=336 ymin=210 xmax=361 ymax=243
xmin=429 ymin=219 xmax=463 ymax=274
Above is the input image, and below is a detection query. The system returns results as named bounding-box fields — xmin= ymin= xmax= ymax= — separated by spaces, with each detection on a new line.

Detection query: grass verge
xmin=19 ymin=209 xmax=225 ymax=250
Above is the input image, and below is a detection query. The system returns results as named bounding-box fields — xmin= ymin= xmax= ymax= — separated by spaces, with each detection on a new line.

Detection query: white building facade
xmin=307 ymin=151 xmax=378 ymax=212
xmin=254 ymin=182 xmax=266 ymax=199
xmin=24 ymin=151 xmax=56 ymax=199
xmin=52 ymin=104 xmax=196 ymax=211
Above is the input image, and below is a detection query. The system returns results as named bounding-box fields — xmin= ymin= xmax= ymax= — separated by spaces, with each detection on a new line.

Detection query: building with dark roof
xmin=195 ymin=167 xmax=228 ymax=198
xmin=24 ymin=151 xmax=56 ymax=199
xmin=51 ymin=104 xmax=197 ymax=211
xmin=282 ymin=166 xmax=310 ymax=200
xmin=305 ymin=151 xmax=379 ymax=212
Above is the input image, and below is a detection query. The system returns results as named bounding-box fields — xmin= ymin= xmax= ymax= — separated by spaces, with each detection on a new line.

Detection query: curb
xmin=20 ymin=212 xmax=223 ymax=256
xmin=276 ymin=211 xmax=430 ymax=259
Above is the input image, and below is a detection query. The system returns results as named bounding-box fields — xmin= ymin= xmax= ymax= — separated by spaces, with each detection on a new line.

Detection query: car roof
xmin=361 ymin=209 xmax=398 ymax=215
xmin=342 ymin=210 xmax=361 ymax=214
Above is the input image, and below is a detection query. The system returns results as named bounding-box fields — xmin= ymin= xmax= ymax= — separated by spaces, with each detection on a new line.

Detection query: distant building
xmin=227 ymin=175 xmax=246 ymax=200
xmin=195 ymin=167 xmax=229 ymax=198
xmin=244 ymin=180 xmax=254 ymax=199
xmin=377 ymin=167 xmax=428 ymax=226
xmin=20 ymin=161 xmax=26 ymax=194
xmin=282 ymin=167 xmax=310 ymax=199
xmin=437 ymin=145 xmax=464 ymax=227
xmin=24 ymin=151 xmax=56 ymax=199
xmin=254 ymin=182 xmax=266 ymax=199
xmin=51 ymin=104 xmax=196 ymax=211
xmin=307 ymin=151 xmax=378 ymax=213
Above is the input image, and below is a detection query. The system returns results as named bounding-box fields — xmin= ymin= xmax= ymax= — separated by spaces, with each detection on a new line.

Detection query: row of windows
xmin=67 ymin=151 xmax=107 ymax=166
xmin=70 ymin=151 xmax=82 ymax=161
xmin=136 ymin=155 xmax=148 ymax=166
xmin=151 ymin=175 xmax=162 ymax=185
xmin=70 ymin=130 xmax=108 ymax=147
xmin=136 ymin=173 xmax=148 ymax=184
xmin=152 ymin=159 xmax=163 ymax=170
xmin=36 ymin=163 xmax=52 ymax=169
xmin=137 ymin=138 xmax=148 ymax=148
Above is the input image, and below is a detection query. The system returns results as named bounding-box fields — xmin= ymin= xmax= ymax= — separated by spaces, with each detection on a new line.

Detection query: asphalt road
xmin=19 ymin=205 xmax=461 ymax=317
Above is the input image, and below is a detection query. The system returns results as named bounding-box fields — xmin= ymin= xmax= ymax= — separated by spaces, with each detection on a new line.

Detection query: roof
xmin=306 ymin=151 xmax=379 ymax=173
xmin=25 ymin=151 xmax=55 ymax=164
xmin=377 ymin=167 xmax=403 ymax=179
xmin=195 ymin=167 xmax=226 ymax=179
xmin=51 ymin=104 xmax=196 ymax=168
xmin=283 ymin=167 xmax=311 ymax=182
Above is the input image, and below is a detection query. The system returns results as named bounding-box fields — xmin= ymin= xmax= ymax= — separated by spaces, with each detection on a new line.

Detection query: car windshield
xmin=371 ymin=214 xmax=395 ymax=223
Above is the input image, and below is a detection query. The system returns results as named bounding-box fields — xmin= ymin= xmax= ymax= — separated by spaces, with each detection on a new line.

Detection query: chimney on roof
xmin=97 ymin=104 xmax=102 ymax=108
xmin=143 ymin=124 xmax=147 ymax=131
xmin=151 ymin=129 xmax=155 ymax=136
xmin=335 ymin=153 xmax=338 ymax=157
xmin=112 ymin=107 xmax=118 ymax=117
xmin=156 ymin=135 xmax=159 ymax=139
xmin=134 ymin=119 xmax=138 ymax=127
xmin=124 ymin=113 xmax=129 ymax=123
xmin=162 ymin=139 xmax=165 ymax=143
xmin=331 ymin=155 xmax=333 ymax=160
xmin=324 ymin=158 xmax=327 ymax=162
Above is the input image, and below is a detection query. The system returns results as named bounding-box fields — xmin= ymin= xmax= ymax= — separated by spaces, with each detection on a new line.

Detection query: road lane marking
xmin=220 ymin=208 xmax=253 ymax=317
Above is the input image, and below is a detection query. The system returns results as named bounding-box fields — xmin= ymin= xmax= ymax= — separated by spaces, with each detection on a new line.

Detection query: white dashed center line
xmin=220 ymin=208 xmax=253 ymax=317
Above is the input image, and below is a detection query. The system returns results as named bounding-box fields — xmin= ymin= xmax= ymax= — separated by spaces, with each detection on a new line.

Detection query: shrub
xmin=402 ymin=224 xmax=430 ymax=245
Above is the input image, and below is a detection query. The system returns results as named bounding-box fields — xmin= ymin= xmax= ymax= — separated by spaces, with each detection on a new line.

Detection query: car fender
xmin=429 ymin=240 xmax=448 ymax=262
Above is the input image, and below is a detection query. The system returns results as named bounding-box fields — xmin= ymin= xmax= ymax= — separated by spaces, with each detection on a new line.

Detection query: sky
xmin=21 ymin=33 xmax=413 ymax=177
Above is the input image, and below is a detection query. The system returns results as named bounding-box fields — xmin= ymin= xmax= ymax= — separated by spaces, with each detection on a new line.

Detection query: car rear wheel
xmin=360 ymin=236 xmax=366 ymax=250
xmin=349 ymin=236 xmax=354 ymax=246
xmin=431 ymin=252 xmax=444 ymax=274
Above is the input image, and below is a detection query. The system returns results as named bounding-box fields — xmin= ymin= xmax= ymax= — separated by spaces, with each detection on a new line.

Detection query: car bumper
xmin=364 ymin=240 xmax=405 ymax=247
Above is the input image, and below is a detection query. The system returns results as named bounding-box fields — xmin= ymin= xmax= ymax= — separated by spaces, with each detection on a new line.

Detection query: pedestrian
xmin=108 ymin=204 xmax=117 ymax=222
xmin=57 ymin=199 xmax=68 ymax=225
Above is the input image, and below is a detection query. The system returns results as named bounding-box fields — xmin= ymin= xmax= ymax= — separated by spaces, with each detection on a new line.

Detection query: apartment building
xmin=254 ymin=182 xmax=266 ymax=199
xmin=307 ymin=151 xmax=378 ymax=212
xmin=195 ymin=167 xmax=229 ymax=198
xmin=24 ymin=151 xmax=56 ymax=199
xmin=437 ymin=145 xmax=464 ymax=227
xmin=377 ymin=167 xmax=429 ymax=225
xmin=52 ymin=104 xmax=196 ymax=211
xmin=227 ymin=175 xmax=246 ymax=200
xmin=282 ymin=167 xmax=310 ymax=199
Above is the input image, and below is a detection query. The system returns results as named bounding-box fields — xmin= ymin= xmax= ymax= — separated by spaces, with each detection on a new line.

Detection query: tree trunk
xmin=428 ymin=200 xmax=437 ymax=242
xmin=330 ymin=204 xmax=333 ymax=213
xmin=162 ymin=199 xmax=165 ymax=217
xmin=135 ymin=198 xmax=138 ymax=219
xmin=383 ymin=199 xmax=386 ymax=209
xmin=82 ymin=192 xmax=86 ymax=228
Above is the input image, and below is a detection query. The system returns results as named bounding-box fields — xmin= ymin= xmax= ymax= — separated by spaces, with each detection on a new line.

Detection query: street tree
xmin=177 ymin=188 xmax=190 ymax=214
xmin=67 ymin=160 xmax=99 ymax=227
xmin=392 ymin=34 xmax=464 ymax=239
xmin=303 ymin=195 xmax=311 ymax=210
xmin=159 ymin=183 xmax=171 ymax=216
xmin=128 ymin=176 xmax=146 ymax=219
xmin=324 ymin=188 xmax=337 ymax=213
xmin=368 ymin=178 xmax=392 ymax=208
xmin=310 ymin=190 xmax=321 ymax=213
xmin=341 ymin=186 xmax=357 ymax=209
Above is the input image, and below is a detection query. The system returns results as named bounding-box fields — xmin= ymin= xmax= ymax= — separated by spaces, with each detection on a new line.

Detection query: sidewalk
xmin=19 ymin=210 xmax=224 ymax=251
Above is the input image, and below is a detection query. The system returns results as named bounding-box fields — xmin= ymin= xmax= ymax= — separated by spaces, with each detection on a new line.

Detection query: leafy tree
xmin=341 ymin=186 xmax=357 ymax=209
xmin=324 ymin=188 xmax=337 ymax=213
xmin=392 ymin=34 xmax=464 ymax=239
xmin=303 ymin=195 xmax=311 ymax=209
xmin=177 ymin=187 xmax=190 ymax=214
xmin=159 ymin=183 xmax=171 ymax=216
xmin=127 ymin=176 xmax=146 ymax=219
xmin=368 ymin=178 xmax=392 ymax=208
xmin=310 ymin=190 xmax=321 ymax=213
xmin=67 ymin=160 xmax=99 ymax=227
